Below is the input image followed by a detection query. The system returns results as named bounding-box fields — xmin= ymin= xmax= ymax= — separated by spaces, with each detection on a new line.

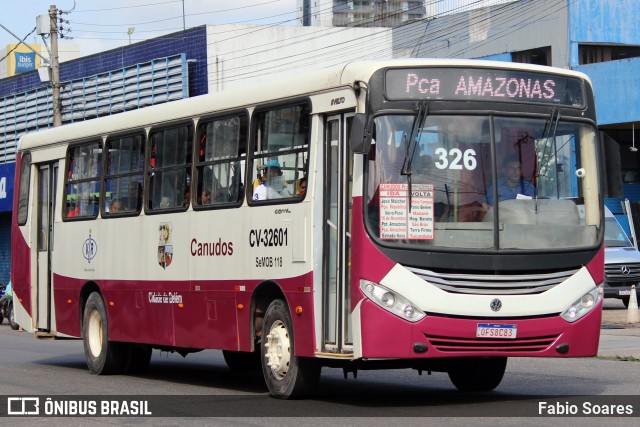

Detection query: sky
xmin=0 ymin=0 xmax=299 ymax=58
xmin=0 ymin=1 xmax=516 ymax=60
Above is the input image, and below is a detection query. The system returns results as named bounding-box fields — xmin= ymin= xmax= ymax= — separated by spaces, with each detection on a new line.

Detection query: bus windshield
xmin=365 ymin=114 xmax=600 ymax=251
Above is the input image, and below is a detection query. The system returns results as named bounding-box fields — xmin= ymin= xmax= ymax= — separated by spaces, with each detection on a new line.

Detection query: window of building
xmin=147 ymin=123 xmax=193 ymax=212
xmin=250 ymin=103 xmax=310 ymax=203
xmin=579 ymin=44 xmax=640 ymax=65
xmin=64 ymin=141 xmax=102 ymax=219
xmin=195 ymin=113 xmax=248 ymax=208
xmin=103 ymin=132 xmax=145 ymax=216
xmin=512 ymin=47 xmax=551 ymax=66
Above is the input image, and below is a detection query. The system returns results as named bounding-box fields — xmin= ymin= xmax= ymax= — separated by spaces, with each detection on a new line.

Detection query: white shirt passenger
xmin=253 ymin=180 xmax=292 ymax=200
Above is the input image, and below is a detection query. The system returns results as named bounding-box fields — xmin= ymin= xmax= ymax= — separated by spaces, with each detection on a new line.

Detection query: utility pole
xmin=49 ymin=5 xmax=62 ymax=127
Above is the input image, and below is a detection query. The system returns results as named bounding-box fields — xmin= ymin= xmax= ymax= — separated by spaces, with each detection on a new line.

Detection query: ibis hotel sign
xmin=14 ymin=51 xmax=36 ymax=73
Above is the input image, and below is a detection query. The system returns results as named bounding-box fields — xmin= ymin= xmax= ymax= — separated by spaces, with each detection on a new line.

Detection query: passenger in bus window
xmin=297 ymin=176 xmax=307 ymax=197
xmin=252 ymin=163 xmax=267 ymax=192
xmin=483 ymin=154 xmax=535 ymax=206
xmin=67 ymin=205 xmax=80 ymax=218
xmin=182 ymin=189 xmax=191 ymax=207
xmin=201 ymin=187 xmax=212 ymax=205
xmin=109 ymin=199 xmax=123 ymax=213
xmin=252 ymin=160 xmax=292 ymax=200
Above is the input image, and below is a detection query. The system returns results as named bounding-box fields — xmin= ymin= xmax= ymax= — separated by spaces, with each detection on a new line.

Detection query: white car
xmin=604 ymin=207 xmax=640 ymax=307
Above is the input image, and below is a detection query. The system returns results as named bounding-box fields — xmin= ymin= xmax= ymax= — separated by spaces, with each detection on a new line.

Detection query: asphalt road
xmin=0 ymin=309 xmax=638 ymax=426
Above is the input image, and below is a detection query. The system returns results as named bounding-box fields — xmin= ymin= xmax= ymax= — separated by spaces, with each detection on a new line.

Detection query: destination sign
xmin=385 ymin=68 xmax=584 ymax=107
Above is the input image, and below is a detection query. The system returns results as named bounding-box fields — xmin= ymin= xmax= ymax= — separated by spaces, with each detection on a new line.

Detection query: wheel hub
xmin=88 ymin=310 xmax=103 ymax=358
xmin=264 ymin=320 xmax=291 ymax=380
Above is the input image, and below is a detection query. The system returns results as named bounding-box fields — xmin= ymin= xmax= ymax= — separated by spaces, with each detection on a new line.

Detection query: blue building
xmin=0 ymin=26 xmax=208 ymax=283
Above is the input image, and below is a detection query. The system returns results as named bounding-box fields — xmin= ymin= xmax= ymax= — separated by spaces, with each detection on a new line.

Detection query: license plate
xmin=476 ymin=323 xmax=517 ymax=339
xmin=619 ymin=289 xmax=632 ymax=296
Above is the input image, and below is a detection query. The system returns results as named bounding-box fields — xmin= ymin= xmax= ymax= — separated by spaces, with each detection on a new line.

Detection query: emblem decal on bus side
xmin=158 ymin=223 xmax=173 ymax=269
xmin=83 ymin=229 xmax=97 ymax=263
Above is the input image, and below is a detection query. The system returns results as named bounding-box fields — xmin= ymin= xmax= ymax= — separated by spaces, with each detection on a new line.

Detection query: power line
xmin=205 ymin=0 xmax=489 ymax=79
xmin=0 ymin=27 xmax=37 ymax=64
xmin=212 ymin=0 xmax=565 ymax=85
xmin=74 ymin=0 xmax=181 ymax=13
xmin=69 ymin=0 xmax=283 ymax=27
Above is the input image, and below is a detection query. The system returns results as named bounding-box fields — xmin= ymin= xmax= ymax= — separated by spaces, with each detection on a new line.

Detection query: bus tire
xmin=260 ymin=299 xmax=320 ymax=399
xmin=8 ymin=302 xmax=19 ymax=330
xmin=82 ymin=292 xmax=128 ymax=375
xmin=448 ymin=357 xmax=507 ymax=392
xmin=223 ymin=350 xmax=261 ymax=372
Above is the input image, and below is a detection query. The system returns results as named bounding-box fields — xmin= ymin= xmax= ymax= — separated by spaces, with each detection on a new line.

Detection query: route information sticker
xmin=379 ymin=183 xmax=434 ymax=240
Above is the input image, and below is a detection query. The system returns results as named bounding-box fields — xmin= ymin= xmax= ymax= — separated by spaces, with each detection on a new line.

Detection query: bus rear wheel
xmin=260 ymin=299 xmax=320 ymax=399
xmin=82 ymin=292 xmax=128 ymax=375
xmin=448 ymin=357 xmax=507 ymax=392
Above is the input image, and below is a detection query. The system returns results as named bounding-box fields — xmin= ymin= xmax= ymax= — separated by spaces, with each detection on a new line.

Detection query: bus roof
xmin=18 ymin=58 xmax=592 ymax=152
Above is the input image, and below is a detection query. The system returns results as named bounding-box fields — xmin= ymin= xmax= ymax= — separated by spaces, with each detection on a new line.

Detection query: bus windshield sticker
xmin=379 ymin=183 xmax=434 ymax=240
xmin=158 ymin=223 xmax=173 ymax=269
xmin=385 ymin=68 xmax=585 ymax=107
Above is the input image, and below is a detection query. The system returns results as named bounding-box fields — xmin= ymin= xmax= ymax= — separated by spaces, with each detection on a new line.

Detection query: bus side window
xmin=146 ymin=123 xmax=193 ymax=212
xmin=250 ymin=103 xmax=310 ymax=203
xmin=103 ymin=132 xmax=145 ymax=216
xmin=64 ymin=141 xmax=102 ymax=220
xmin=195 ymin=112 xmax=248 ymax=208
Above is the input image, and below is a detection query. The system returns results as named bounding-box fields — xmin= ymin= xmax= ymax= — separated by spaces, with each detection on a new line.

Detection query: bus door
xmin=36 ymin=162 xmax=58 ymax=331
xmin=323 ymin=113 xmax=354 ymax=353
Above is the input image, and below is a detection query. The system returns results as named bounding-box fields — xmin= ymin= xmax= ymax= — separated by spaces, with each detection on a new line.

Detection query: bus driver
xmin=483 ymin=154 xmax=535 ymax=206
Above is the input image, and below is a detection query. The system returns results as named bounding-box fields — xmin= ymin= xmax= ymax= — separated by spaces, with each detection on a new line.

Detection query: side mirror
xmin=349 ymin=113 xmax=373 ymax=154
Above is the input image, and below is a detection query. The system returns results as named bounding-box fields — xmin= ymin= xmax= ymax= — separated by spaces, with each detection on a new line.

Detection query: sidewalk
xmin=598 ymin=301 xmax=640 ymax=359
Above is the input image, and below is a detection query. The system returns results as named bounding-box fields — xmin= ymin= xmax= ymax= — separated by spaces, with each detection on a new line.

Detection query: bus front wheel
xmin=82 ymin=292 xmax=128 ymax=375
xmin=448 ymin=357 xmax=507 ymax=392
xmin=260 ymin=299 xmax=320 ymax=399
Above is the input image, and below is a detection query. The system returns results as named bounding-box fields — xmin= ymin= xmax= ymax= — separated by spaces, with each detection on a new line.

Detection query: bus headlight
xmin=560 ymin=285 xmax=602 ymax=323
xmin=360 ymin=280 xmax=426 ymax=322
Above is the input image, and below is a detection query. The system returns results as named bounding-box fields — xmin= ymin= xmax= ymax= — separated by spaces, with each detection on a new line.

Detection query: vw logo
xmin=621 ymin=265 xmax=631 ymax=275
xmin=490 ymin=298 xmax=502 ymax=312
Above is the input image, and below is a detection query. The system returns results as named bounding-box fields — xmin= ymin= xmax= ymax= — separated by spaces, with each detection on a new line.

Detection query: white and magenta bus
xmin=11 ymin=59 xmax=603 ymax=398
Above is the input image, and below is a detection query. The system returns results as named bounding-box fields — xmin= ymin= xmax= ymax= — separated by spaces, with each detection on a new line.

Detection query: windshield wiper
xmin=536 ymin=106 xmax=561 ymax=181
xmin=534 ymin=106 xmax=561 ymax=213
xmin=401 ymin=101 xmax=429 ymax=211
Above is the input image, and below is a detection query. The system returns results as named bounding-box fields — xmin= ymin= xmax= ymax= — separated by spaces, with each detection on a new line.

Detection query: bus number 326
xmin=249 ymin=228 xmax=289 ymax=248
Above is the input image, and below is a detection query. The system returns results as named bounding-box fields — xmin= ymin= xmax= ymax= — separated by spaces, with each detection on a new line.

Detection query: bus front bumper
xmin=356 ymin=299 xmax=602 ymax=359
